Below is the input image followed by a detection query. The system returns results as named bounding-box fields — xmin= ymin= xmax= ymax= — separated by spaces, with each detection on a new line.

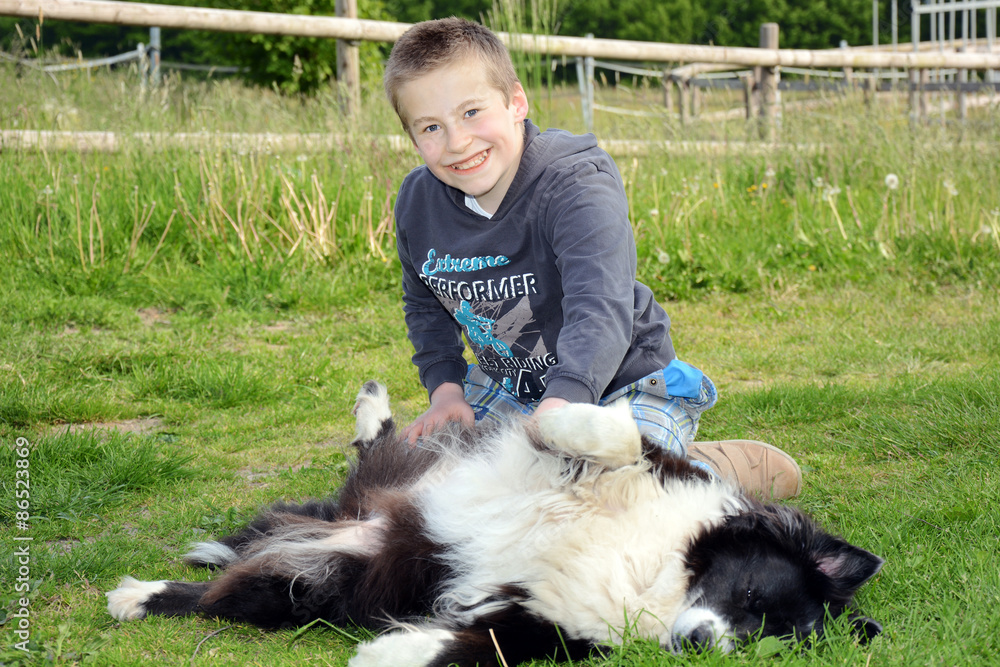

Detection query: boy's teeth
xmin=453 ymin=150 xmax=488 ymax=170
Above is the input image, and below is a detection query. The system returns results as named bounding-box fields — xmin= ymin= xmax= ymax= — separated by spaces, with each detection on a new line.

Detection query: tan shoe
xmin=688 ymin=440 xmax=802 ymax=500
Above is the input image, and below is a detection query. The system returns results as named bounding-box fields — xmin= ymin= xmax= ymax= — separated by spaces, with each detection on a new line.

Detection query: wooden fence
xmin=3 ymin=0 xmax=1000 ymax=129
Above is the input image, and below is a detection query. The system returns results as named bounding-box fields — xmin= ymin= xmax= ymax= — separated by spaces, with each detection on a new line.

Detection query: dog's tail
xmin=184 ymin=541 xmax=239 ymax=568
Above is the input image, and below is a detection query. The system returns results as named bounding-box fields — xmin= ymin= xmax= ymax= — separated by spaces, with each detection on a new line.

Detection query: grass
xmin=1 ymin=57 xmax=1000 ymax=666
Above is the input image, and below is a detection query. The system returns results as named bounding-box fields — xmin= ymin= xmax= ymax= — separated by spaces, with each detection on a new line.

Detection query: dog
xmin=107 ymin=381 xmax=883 ymax=666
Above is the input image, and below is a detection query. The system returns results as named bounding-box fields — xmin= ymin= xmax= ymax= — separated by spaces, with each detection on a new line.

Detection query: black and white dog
xmin=108 ymin=381 xmax=883 ymax=666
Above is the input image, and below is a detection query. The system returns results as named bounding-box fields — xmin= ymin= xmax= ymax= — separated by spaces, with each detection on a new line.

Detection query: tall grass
xmin=2 ymin=94 xmax=996 ymax=308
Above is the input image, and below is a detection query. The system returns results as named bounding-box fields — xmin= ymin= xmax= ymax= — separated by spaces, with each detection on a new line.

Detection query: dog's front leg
xmin=535 ymin=403 xmax=642 ymax=468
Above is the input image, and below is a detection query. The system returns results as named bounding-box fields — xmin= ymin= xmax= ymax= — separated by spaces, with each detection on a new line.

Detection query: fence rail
xmin=3 ymin=0 xmax=1000 ymax=70
xmin=0 ymin=129 xmax=814 ymax=156
xmin=3 ymin=0 xmax=999 ymax=132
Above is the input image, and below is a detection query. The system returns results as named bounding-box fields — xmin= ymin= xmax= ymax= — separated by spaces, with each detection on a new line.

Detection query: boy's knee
xmin=633 ymin=417 xmax=687 ymax=458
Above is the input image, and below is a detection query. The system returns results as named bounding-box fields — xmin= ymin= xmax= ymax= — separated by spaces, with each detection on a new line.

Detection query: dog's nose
xmin=672 ymin=622 xmax=715 ymax=653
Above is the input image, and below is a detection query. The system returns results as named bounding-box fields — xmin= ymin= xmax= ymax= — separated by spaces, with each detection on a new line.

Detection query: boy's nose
xmin=446 ymin=127 xmax=472 ymax=153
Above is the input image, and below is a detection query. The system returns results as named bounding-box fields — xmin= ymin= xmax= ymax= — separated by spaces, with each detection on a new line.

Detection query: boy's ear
xmin=510 ymin=83 xmax=529 ymax=122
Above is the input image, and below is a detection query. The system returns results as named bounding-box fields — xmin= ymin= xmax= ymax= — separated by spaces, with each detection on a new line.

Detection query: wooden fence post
xmin=840 ymin=40 xmax=853 ymax=89
xmin=742 ymin=71 xmax=757 ymax=120
xmin=678 ymin=77 xmax=689 ymax=125
xmin=864 ymin=75 xmax=876 ymax=108
xmin=920 ymin=68 xmax=929 ymax=121
xmin=957 ymin=46 xmax=968 ymax=121
xmin=758 ymin=23 xmax=779 ymax=141
xmin=908 ymin=67 xmax=919 ymax=124
xmin=584 ymin=35 xmax=595 ymax=131
xmin=149 ymin=26 xmax=161 ymax=87
xmin=575 ymin=56 xmax=594 ymax=132
xmin=661 ymin=68 xmax=673 ymax=114
xmin=335 ymin=0 xmax=360 ymax=118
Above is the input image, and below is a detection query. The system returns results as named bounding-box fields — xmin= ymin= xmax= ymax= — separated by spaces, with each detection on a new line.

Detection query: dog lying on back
xmin=108 ymin=381 xmax=883 ymax=666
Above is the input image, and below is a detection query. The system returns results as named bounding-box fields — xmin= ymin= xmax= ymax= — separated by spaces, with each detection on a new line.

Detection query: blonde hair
xmin=384 ymin=17 xmax=520 ymax=129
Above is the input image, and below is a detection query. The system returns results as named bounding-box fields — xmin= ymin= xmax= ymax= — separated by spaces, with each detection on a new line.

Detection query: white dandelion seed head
xmin=884 ymin=173 xmax=899 ymax=190
xmin=943 ymin=178 xmax=958 ymax=197
xmin=812 ymin=177 xmax=825 ymax=188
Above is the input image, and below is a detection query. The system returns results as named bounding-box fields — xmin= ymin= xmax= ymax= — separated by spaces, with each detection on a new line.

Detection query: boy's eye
xmin=422 ymin=124 xmax=440 ymax=133
xmin=464 ymin=109 xmax=478 ymax=118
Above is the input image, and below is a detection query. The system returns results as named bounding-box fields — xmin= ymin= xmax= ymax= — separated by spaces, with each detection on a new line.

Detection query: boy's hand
xmin=403 ymin=382 xmax=474 ymax=445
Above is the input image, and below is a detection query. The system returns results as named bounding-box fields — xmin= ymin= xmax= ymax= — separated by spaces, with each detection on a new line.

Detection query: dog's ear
xmin=848 ymin=614 xmax=883 ymax=644
xmin=812 ymin=538 xmax=885 ymax=593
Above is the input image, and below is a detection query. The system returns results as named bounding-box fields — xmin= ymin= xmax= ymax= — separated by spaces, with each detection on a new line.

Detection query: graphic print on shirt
xmin=418 ymin=247 xmax=558 ymax=402
xmin=454 ymin=301 xmax=512 ymax=357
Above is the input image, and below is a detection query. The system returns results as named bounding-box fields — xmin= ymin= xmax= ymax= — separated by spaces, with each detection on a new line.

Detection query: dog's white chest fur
xmin=417 ymin=403 xmax=736 ymax=644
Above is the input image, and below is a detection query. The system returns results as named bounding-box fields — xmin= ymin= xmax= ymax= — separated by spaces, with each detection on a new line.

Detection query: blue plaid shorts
xmin=463 ymin=361 xmax=718 ymax=459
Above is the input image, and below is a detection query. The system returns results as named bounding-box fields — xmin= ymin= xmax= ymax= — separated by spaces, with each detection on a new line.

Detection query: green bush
xmin=214 ymin=0 xmax=391 ymax=94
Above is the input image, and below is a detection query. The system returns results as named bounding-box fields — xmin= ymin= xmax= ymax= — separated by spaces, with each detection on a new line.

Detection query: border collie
xmin=108 ymin=381 xmax=883 ymax=666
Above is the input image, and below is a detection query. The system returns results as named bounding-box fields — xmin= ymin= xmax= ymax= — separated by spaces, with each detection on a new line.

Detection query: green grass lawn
xmin=2 ymin=63 xmax=1000 ymax=665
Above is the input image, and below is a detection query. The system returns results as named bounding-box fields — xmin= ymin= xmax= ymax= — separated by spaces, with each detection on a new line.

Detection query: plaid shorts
xmin=463 ymin=362 xmax=718 ymax=458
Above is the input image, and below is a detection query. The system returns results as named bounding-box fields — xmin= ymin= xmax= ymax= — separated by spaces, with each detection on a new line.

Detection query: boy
xmin=383 ymin=17 xmax=801 ymax=499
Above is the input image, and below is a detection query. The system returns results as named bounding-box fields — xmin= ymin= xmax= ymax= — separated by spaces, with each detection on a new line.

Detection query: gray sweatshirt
xmin=395 ymin=119 xmax=676 ymax=404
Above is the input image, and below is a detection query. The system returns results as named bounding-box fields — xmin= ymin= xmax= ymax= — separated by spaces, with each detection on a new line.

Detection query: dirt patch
xmin=236 ymin=461 xmax=312 ymax=487
xmin=45 ymin=537 xmax=97 ymax=557
xmin=138 ymin=308 xmax=172 ymax=327
xmin=57 ymin=417 xmax=165 ymax=437
xmin=263 ymin=320 xmax=297 ymax=333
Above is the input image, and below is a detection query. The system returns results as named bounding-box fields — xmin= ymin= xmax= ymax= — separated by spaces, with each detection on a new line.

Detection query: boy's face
xmin=398 ymin=59 xmax=529 ymax=215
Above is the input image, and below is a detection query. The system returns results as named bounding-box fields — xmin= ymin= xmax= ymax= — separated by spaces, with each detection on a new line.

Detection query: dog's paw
xmin=348 ymin=627 xmax=454 ymax=667
xmin=536 ymin=402 xmax=642 ymax=468
xmin=353 ymin=381 xmax=392 ymax=443
xmin=106 ymin=577 xmax=168 ymax=621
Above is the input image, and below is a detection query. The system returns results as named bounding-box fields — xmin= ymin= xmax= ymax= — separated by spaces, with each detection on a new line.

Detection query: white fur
xmin=353 ymin=382 xmax=392 ymax=442
xmin=184 ymin=541 xmax=239 ymax=567
xmin=106 ymin=577 xmax=168 ymax=621
xmin=536 ymin=402 xmax=642 ymax=469
xmin=240 ymin=519 xmax=387 ymax=587
xmin=415 ymin=407 xmax=741 ymax=647
xmin=348 ymin=627 xmax=454 ymax=667
xmin=671 ymin=605 xmax=734 ymax=652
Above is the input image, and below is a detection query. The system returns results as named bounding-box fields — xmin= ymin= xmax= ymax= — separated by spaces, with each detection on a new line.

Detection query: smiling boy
xmin=384 ymin=18 xmax=801 ymax=499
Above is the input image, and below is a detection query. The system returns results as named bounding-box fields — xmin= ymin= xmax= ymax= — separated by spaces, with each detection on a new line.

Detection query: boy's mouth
xmin=450 ymin=149 xmax=490 ymax=171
